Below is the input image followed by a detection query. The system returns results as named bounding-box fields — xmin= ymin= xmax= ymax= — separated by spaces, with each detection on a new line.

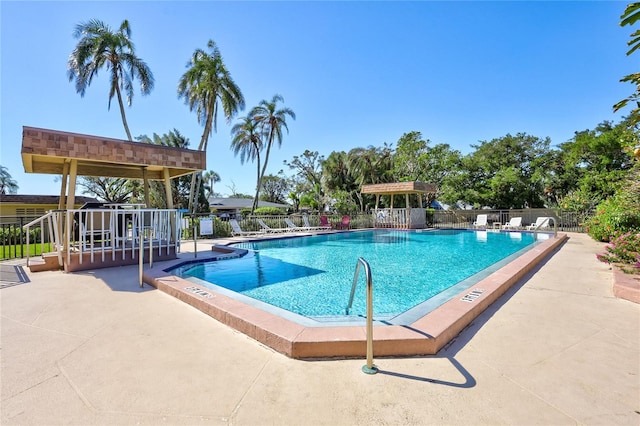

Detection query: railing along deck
xmin=22 ymin=207 xmax=183 ymax=271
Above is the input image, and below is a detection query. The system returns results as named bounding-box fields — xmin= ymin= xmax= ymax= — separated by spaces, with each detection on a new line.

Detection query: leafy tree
xmin=286 ymin=176 xmax=308 ymax=212
xmin=421 ymin=144 xmax=462 ymax=188
xmin=284 ymin=150 xmax=324 ymax=211
xmin=67 ymin=19 xmax=154 ymax=141
xmin=331 ymin=189 xmax=358 ymax=214
xmin=78 ymin=177 xmax=132 ymax=203
xmin=260 ymin=173 xmax=290 ymax=204
xmin=322 ymin=151 xmax=354 ymax=193
xmin=446 ymin=133 xmax=551 ymax=209
xmin=321 ymin=151 xmax=357 ymax=209
xmin=0 ymin=166 xmax=19 ymax=194
xmin=178 ymin=40 xmax=245 ymax=212
xmin=136 ymin=130 xmax=208 ymax=211
xmin=391 ymin=131 xmax=462 ymax=207
xmin=250 ymin=94 xmax=295 ymax=211
xmin=392 ymin=131 xmax=428 ymax=181
xmin=555 ymin=120 xmax=634 ymax=203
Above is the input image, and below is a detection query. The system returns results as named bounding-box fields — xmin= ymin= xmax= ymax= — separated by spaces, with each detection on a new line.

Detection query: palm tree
xmin=202 ymin=170 xmax=221 ymax=199
xmin=348 ymin=145 xmax=393 ymax=186
xmin=0 ymin=166 xmax=19 ymax=194
xmin=67 ymin=19 xmax=154 ymax=141
xmin=250 ymin=94 xmax=295 ymax=211
xmin=615 ymin=2 xmax=640 ymax=124
xmin=178 ymin=39 xmax=245 ymax=212
xmin=230 ymin=116 xmax=263 ymax=204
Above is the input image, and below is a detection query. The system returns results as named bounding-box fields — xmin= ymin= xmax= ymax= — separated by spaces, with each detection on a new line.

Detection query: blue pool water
xmin=172 ymin=230 xmax=539 ymax=322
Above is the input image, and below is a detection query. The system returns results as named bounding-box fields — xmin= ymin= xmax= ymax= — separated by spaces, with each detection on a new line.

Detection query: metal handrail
xmin=22 ymin=210 xmax=63 ymax=267
xmin=533 ymin=216 xmax=558 ymax=239
xmin=346 ymin=257 xmax=378 ymax=374
xmin=20 ymin=208 xmax=183 ymax=276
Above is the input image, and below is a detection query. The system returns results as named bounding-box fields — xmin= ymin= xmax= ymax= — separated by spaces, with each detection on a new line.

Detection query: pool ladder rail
xmin=347 ymin=257 xmax=378 ymax=375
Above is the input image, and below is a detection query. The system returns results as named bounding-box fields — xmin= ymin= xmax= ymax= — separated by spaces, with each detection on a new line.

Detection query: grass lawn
xmin=1 ymin=242 xmax=53 ymax=260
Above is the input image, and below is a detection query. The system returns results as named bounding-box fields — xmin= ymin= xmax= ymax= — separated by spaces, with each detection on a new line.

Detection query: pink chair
xmin=333 ymin=215 xmax=350 ymax=230
xmin=319 ymin=216 xmax=332 ymax=228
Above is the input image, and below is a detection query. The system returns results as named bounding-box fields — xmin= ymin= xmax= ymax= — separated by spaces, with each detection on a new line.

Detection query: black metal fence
xmin=1 ymin=216 xmax=52 ymax=260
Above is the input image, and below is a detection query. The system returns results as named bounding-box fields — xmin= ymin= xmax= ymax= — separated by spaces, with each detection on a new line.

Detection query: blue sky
xmin=1 ymin=1 xmax=635 ymax=197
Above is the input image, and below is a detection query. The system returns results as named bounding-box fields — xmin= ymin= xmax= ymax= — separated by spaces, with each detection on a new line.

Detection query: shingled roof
xmin=0 ymin=195 xmax=99 ymax=205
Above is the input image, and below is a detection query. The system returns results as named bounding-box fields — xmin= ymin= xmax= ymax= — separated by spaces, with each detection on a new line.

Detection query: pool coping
xmin=144 ymin=231 xmax=568 ymax=359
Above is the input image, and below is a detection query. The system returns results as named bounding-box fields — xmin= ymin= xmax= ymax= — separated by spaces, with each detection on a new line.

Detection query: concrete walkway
xmin=1 ymin=233 xmax=638 ymax=425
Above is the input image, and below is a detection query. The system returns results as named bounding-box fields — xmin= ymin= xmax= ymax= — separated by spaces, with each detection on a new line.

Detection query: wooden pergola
xmin=21 ymin=126 xmax=206 ymax=209
xmin=361 ymin=181 xmax=438 ymax=229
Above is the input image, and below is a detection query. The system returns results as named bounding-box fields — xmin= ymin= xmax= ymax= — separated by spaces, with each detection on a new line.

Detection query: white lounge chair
xmin=230 ymin=219 xmax=264 ymax=236
xmin=527 ymin=217 xmax=551 ymax=230
xmin=473 ymin=214 xmax=488 ymax=229
xmin=257 ymin=218 xmax=288 ymax=233
xmin=284 ymin=218 xmax=304 ymax=231
xmin=502 ymin=217 xmax=522 ymax=229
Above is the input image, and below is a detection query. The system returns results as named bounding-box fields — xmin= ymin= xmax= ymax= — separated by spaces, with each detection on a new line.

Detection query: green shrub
xmin=0 ymin=227 xmax=43 ymax=245
xmin=584 ymin=195 xmax=640 ymax=242
xmin=253 ymin=207 xmax=286 ymax=216
xmin=557 ymin=189 xmax=600 ymax=212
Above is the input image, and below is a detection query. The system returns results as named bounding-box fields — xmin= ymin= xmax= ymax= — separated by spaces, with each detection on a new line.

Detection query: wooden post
xmin=63 ymin=159 xmax=78 ymax=253
xmin=405 ymin=193 xmax=411 ymax=228
xmin=163 ymin=168 xmax=176 ymax=245
xmin=58 ymin=161 xmax=70 ymax=209
xmin=142 ymin=168 xmax=150 ymax=207
xmin=163 ymin=168 xmax=174 ymax=209
xmin=65 ymin=160 xmax=78 ymax=210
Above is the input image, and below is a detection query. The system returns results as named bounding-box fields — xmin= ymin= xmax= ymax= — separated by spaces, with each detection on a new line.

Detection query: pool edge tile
xmin=144 ymin=232 xmax=568 ymax=359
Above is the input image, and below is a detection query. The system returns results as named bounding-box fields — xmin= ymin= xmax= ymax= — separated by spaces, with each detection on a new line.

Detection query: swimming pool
xmin=171 ymin=229 xmax=540 ymax=325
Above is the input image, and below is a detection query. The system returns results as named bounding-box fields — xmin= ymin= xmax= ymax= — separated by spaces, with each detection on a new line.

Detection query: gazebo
xmin=21 ymin=126 xmax=206 ymax=272
xmin=361 ymin=181 xmax=437 ymax=229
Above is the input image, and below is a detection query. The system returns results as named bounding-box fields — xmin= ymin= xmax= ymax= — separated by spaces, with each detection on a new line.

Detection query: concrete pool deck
xmin=1 ymin=232 xmax=639 ymax=424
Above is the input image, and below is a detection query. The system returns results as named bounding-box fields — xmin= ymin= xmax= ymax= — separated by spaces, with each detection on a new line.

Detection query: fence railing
xmin=2 ymin=208 xmax=593 ymax=261
xmin=428 ymin=208 xmax=593 ymax=232
xmin=9 ymin=208 xmax=183 ymax=268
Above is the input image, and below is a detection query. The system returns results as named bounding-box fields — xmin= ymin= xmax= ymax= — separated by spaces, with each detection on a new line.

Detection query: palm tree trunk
xmin=254 ymin=127 xmax=276 ymax=212
xmin=254 ymin=142 xmax=273 ymax=212
xmin=189 ymin=101 xmax=215 ymax=213
xmin=115 ymin=85 xmax=133 ymax=141
xmin=252 ymin=156 xmax=261 ymax=212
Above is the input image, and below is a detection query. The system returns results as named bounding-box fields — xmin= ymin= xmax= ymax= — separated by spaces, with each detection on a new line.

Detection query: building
xmin=208 ymin=197 xmax=290 ymax=218
xmin=0 ymin=194 xmax=99 ymax=224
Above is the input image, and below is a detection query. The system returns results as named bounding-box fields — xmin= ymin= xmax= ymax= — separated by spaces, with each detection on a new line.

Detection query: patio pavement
xmin=1 ymin=232 xmax=639 ymax=425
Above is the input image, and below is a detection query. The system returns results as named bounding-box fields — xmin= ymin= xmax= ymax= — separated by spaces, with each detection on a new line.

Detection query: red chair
xmin=319 ymin=215 xmax=332 ymax=228
xmin=333 ymin=215 xmax=350 ymax=230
